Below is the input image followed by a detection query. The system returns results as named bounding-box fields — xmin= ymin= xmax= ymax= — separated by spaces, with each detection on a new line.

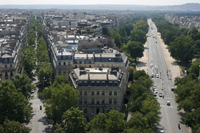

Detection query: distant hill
xmin=0 ymin=3 xmax=200 ymax=11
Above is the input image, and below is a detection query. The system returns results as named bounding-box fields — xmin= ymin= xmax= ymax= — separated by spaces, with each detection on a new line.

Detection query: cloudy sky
xmin=0 ymin=0 xmax=199 ymax=5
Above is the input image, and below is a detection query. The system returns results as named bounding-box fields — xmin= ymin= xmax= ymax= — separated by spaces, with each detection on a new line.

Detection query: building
xmin=0 ymin=11 xmax=31 ymax=82
xmin=69 ymin=67 xmax=125 ymax=119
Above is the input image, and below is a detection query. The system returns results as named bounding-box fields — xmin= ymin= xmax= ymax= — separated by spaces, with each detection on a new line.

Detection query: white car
xmin=156 ymin=74 xmax=159 ymax=78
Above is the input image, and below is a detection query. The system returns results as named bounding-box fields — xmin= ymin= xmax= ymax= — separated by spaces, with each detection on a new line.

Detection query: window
xmin=102 ymin=91 xmax=105 ymax=96
xmin=84 ymin=99 xmax=87 ymax=105
xmin=80 ymin=91 xmax=82 ymax=95
xmin=109 ymin=91 xmax=112 ymax=96
xmin=89 ymin=65 xmax=91 ymax=68
xmin=96 ymin=100 xmax=99 ymax=104
xmin=91 ymin=91 xmax=94 ymax=95
xmin=79 ymin=99 xmax=82 ymax=104
xmin=84 ymin=91 xmax=87 ymax=96
xmin=102 ymin=99 xmax=105 ymax=104
xmin=114 ymin=91 xmax=117 ymax=96
xmin=114 ymin=99 xmax=117 ymax=105
xmin=97 ymin=91 xmax=99 ymax=95
xmin=64 ymin=62 xmax=65 ymax=65
xmin=59 ymin=62 xmax=61 ymax=65
xmin=84 ymin=108 xmax=87 ymax=113
xmin=58 ymin=69 xmax=61 ymax=73
xmin=109 ymin=99 xmax=112 ymax=104
xmin=10 ymin=64 xmax=12 ymax=67
xmin=9 ymin=58 xmax=12 ymax=62
xmin=91 ymin=99 xmax=94 ymax=104
xmin=5 ymin=65 xmax=7 ymax=68
xmin=68 ymin=62 xmax=70 ymax=65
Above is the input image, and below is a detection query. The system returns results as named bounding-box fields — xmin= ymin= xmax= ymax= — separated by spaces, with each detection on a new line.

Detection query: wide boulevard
xmin=147 ymin=19 xmax=190 ymax=133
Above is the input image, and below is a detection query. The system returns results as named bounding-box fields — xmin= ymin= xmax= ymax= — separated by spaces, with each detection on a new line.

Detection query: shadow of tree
xmin=137 ymin=61 xmax=147 ymax=68
xmin=177 ymin=111 xmax=185 ymax=124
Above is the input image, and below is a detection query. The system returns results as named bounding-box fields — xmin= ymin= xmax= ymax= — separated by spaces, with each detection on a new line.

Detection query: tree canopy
xmin=40 ymin=76 xmax=80 ymax=123
xmin=11 ymin=73 xmax=35 ymax=99
xmin=169 ymin=35 xmax=194 ymax=64
xmin=0 ymin=81 xmax=31 ymax=124
xmin=88 ymin=110 xmax=126 ymax=133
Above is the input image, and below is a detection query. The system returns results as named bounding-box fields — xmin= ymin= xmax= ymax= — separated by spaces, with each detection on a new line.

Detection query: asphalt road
xmin=26 ymin=70 xmax=53 ymax=133
xmin=147 ymin=19 xmax=190 ymax=133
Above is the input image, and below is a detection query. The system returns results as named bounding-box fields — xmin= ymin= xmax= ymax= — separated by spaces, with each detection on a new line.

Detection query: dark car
xmin=159 ymin=93 xmax=162 ymax=97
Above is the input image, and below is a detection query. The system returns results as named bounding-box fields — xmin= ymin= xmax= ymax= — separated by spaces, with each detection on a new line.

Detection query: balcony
xmin=88 ymin=103 xmax=108 ymax=107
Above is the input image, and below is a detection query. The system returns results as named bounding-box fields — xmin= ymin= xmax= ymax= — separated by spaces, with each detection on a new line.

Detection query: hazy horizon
xmin=0 ymin=0 xmax=199 ymax=6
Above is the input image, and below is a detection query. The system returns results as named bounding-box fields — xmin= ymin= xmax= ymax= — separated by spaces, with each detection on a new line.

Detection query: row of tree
xmin=126 ymin=70 xmax=160 ymax=132
xmin=0 ymin=73 xmax=36 ymax=132
xmin=152 ymin=16 xmax=200 ymax=65
xmin=35 ymin=18 xmax=53 ymax=86
xmin=174 ymin=62 xmax=200 ymax=133
xmin=102 ymin=16 xmax=148 ymax=63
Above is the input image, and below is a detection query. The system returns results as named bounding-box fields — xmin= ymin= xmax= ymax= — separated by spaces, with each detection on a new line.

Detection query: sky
xmin=0 ymin=0 xmax=200 ymax=5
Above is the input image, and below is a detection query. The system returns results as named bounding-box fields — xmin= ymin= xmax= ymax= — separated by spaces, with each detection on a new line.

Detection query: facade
xmin=0 ymin=12 xmax=31 ymax=82
xmin=69 ymin=67 xmax=125 ymax=119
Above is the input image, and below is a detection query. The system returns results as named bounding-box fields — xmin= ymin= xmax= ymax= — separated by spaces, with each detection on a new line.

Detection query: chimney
xmin=88 ymin=72 xmax=90 ymax=80
xmin=93 ymin=52 xmax=95 ymax=59
xmin=107 ymin=69 xmax=109 ymax=80
xmin=86 ymin=53 xmax=88 ymax=59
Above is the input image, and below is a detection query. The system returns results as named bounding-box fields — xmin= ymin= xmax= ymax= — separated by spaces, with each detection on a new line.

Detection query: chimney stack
xmin=107 ymin=69 xmax=109 ymax=80
xmin=93 ymin=52 xmax=95 ymax=59
xmin=88 ymin=72 xmax=90 ymax=80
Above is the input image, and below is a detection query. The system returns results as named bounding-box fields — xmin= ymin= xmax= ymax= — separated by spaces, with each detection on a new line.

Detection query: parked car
xmin=159 ymin=93 xmax=162 ymax=97
xmin=154 ymin=92 xmax=157 ymax=96
xmin=156 ymin=74 xmax=159 ymax=78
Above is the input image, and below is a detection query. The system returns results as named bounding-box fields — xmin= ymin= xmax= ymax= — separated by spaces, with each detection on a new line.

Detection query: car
xmin=152 ymin=87 xmax=156 ymax=91
xmin=31 ymin=90 xmax=35 ymax=93
xmin=159 ymin=93 xmax=162 ymax=97
xmin=160 ymin=130 xmax=165 ymax=133
xmin=156 ymin=74 xmax=159 ymax=78
xmin=154 ymin=92 xmax=157 ymax=96
xmin=167 ymin=101 xmax=170 ymax=106
xmin=171 ymin=87 xmax=174 ymax=91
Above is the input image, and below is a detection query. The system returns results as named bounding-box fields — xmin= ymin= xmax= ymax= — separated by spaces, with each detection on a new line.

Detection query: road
xmin=26 ymin=70 xmax=53 ymax=133
xmin=26 ymin=32 xmax=53 ymax=133
xmin=147 ymin=19 xmax=190 ymax=133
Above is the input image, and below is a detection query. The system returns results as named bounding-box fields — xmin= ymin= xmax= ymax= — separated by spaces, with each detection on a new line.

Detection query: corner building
xmin=69 ymin=67 xmax=125 ymax=119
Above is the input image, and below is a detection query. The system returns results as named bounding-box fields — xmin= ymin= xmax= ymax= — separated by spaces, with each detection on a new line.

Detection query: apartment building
xmin=0 ymin=11 xmax=31 ymax=82
xmin=69 ymin=67 xmax=125 ymax=119
xmin=41 ymin=11 xmax=129 ymax=118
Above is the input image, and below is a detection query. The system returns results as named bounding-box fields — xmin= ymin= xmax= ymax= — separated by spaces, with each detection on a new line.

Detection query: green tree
xmin=133 ymin=70 xmax=146 ymax=80
xmin=89 ymin=113 xmax=107 ymax=130
xmin=11 ymin=74 xmax=35 ymax=99
xmin=22 ymin=46 xmax=36 ymax=77
xmin=169 ymin=35 xmax=194 ymax=64
xmin=38 ymin=62 xmax=53 ymax=85
xmin=193 ymin=40 xmax=200 ymax=58
xmin=105 ymin=110 xmax=126 ymax=133
xmin=127 ymin=41 xmax=144 ymax=63
xmin=164 ymin=30 xmax=175 ymax=45
xmin=88 ymin=110 xmax=126 ymax=133
xmin=188 ymin=62 xmax=200 ymax=77
xmin=40 ymin=77 xmax=80 ymax=123
xmin=134 ymin=20 xmax=149 ymax=33
xmin=0 ymin=119 xmax=29 ymax=133
xmin=129 ymin=29 xmax=147 ymax=44
xmin=61 ymin=107 xmax=86 ymax=133
xmin=188 ymin=27 xmax=200 ymax=42
xmin=0 ymin=81 xmax=31 ymax=124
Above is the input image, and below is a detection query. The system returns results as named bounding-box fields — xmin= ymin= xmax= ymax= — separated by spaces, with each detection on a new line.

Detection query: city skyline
xmin=0 ymin=0 xmax=199 ymax=6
